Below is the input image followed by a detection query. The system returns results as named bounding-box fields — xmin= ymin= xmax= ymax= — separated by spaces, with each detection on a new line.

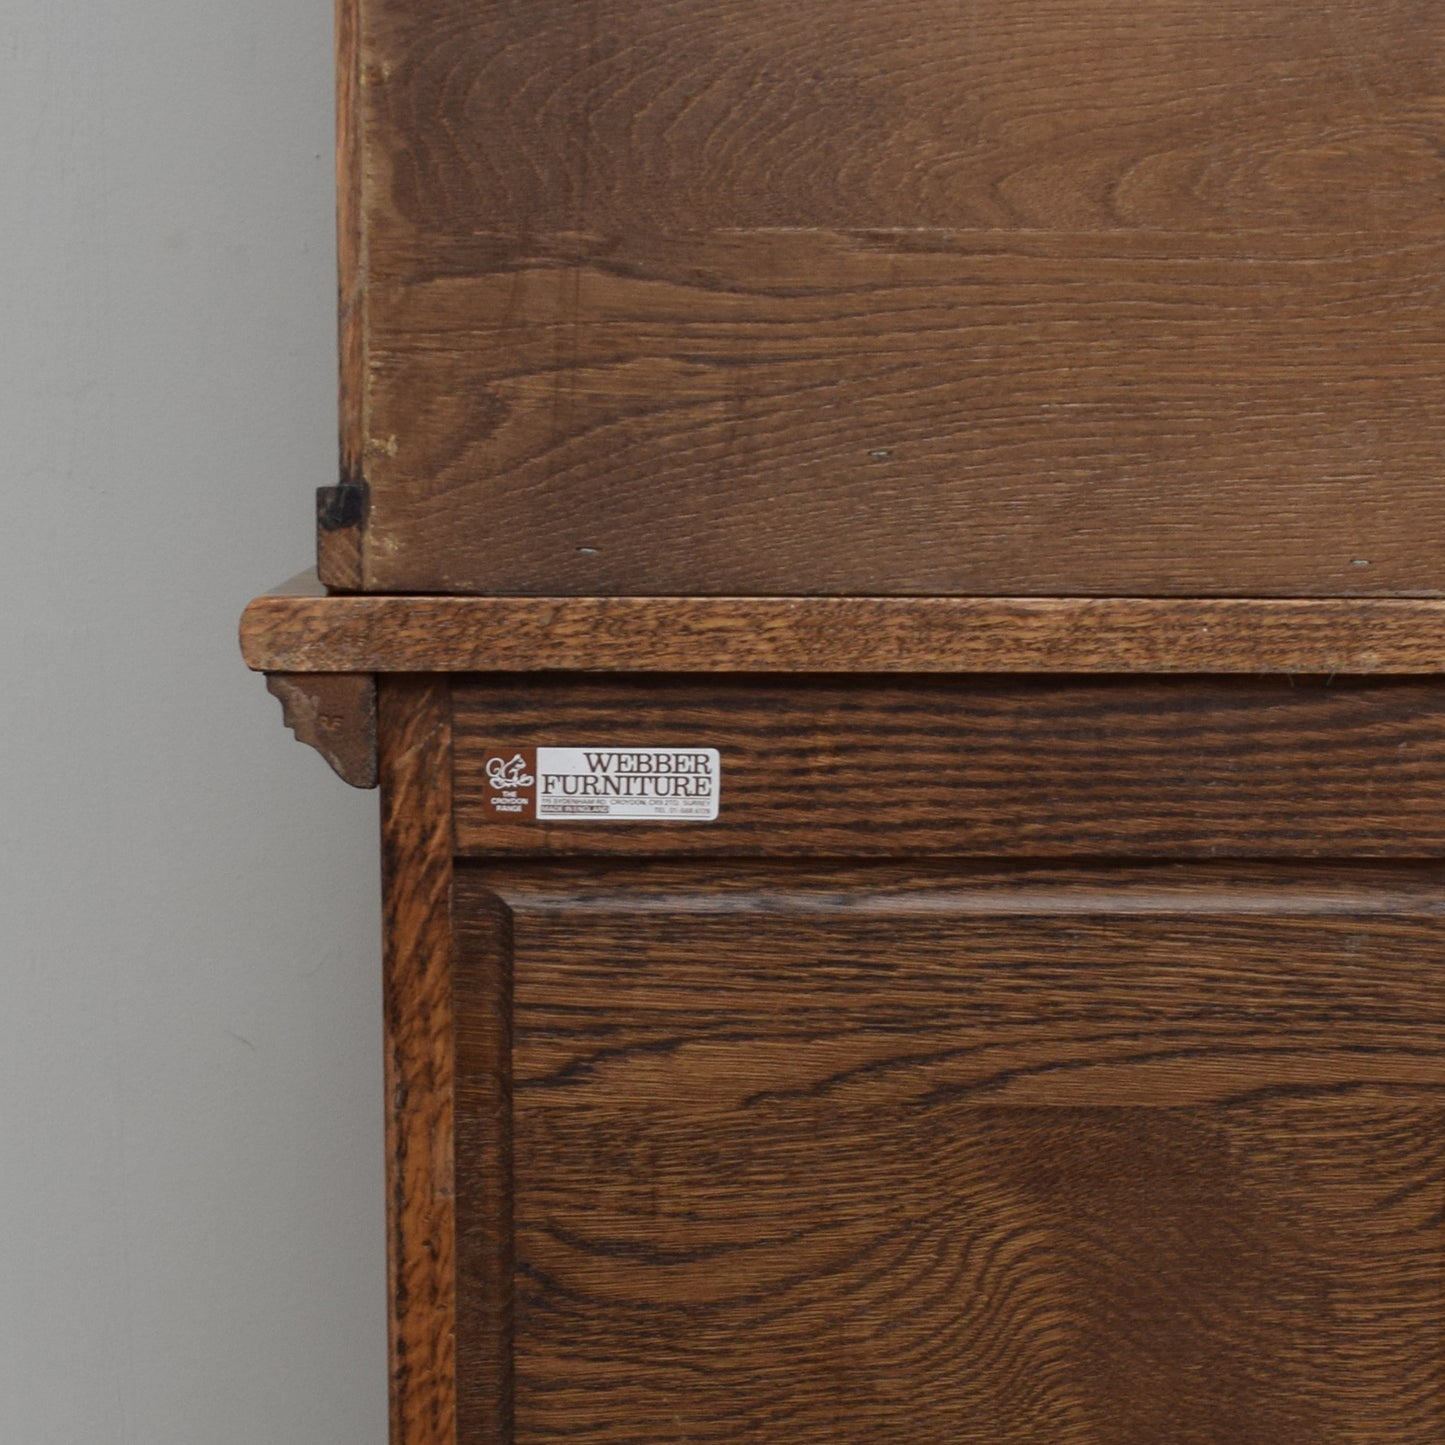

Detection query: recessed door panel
xmin=453 ymin=862 xmax=1445 ymax=1443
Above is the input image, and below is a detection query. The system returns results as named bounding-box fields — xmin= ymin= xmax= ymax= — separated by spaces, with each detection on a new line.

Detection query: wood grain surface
xmin=358 ymin=231 xmax=1445 ymax=596
xmin=453 ymin=860 xmax=1445 ymax=1442
xmin=453 ymin=887 xmax=513 ymax=1445
xmin=240 ymin=586 xmax=1445 ymax=676
xmin=325 ymin=0 xmax=368 ymax=589
xmin=329 ymin=0 xmax=1445 ymax=595
xmin=362 ymin=0 xmax=1445 ymax=241
xmin=379 ymin=677 xmax=458 ymax=1445
xmin=337 ymin=0 xmax=366 ymax=495
xmin=451 ymin=674 xmax=1445 ymax=857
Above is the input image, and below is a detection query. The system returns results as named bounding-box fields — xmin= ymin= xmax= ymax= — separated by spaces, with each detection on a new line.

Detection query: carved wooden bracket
xmin=265 ymin=672 xmax=378 ymax=789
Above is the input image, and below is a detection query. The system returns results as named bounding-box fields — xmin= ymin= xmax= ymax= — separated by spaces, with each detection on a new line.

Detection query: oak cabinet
xmin=238 ymin=651 xmax=1445 ymax=1442
xmin=248 ymin=0 xmax=1445 ymax=1438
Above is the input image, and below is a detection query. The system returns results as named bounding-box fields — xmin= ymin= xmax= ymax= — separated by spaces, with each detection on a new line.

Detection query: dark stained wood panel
xmin=452 ymin=862 xmax=1445 ymax=1443
xmin=451 ymin=675 xmax=1445 ymax=857
xmin=358 ymin=231 xmax=1445 ymax=596
xmin=362 ymin=0 xmax=1445 ymax=242
xmin=334 ymin=0 xmax=1445 ymax=596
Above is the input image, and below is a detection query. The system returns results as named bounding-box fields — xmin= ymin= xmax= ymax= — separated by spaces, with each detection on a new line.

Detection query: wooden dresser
xmin=244 ymin=1 xmax=1445 ymax=1440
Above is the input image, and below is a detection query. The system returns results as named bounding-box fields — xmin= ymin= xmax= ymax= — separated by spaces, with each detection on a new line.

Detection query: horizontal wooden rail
xmin=241 ymin=573 xmax=1445 ymax=676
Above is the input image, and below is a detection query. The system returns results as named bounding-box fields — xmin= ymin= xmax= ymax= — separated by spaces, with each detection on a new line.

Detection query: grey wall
xmin=1 ymin=3 xmax=387 ymax=1441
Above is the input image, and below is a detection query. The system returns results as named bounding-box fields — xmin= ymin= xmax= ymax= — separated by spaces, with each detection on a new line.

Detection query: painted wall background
xmin=1 ymin=3 xmax=387 ymax=1440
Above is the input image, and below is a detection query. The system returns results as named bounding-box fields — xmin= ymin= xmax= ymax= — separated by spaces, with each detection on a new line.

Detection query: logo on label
xmin=484 ymin=749 xmax=536 ymax=816
xmin=480 ymin=746 xmax=721 ymax=823
xmin=486 ymin=754 xmax=535 ymax=790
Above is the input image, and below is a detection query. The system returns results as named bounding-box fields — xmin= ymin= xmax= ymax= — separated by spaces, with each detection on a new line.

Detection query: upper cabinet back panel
xmin=334 ymin=0 xmax=1445 ymax=595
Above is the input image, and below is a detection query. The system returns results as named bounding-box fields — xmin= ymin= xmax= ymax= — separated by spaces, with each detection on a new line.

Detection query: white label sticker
xmin=482 ymin=746 xmax=721 ymax=822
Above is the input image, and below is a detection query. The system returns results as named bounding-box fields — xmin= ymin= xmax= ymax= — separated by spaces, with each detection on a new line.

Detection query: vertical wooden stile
xmin=379 ymin=677 xmax=458 ymax=1445
xmin=453 ymin=878 xmax=515 ymax=1445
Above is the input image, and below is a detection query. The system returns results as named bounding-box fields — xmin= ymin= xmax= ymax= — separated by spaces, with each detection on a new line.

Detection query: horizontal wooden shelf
xmin=242 ymin=573 xmax=1445 ymax=676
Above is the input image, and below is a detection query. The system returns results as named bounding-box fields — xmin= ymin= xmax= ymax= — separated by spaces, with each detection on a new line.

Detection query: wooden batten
xmin=243 ymin=578 xmax=1445 ymax=677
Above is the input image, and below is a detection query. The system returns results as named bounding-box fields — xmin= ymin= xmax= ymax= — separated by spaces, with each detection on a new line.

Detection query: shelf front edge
xmin=241 ymin=577 xmax=1445 ymax=675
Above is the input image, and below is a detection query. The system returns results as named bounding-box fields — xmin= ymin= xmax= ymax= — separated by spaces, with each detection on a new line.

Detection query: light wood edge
xmin=323 ymin=0 xmax=368 ymax=591
xmin=380 ymin=678 xmax=458 ymax=1445
xmin=336 ymin=0 xmax=365 ymax=492
xmin=243 ymin=578 xmax=1445 ymax=675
